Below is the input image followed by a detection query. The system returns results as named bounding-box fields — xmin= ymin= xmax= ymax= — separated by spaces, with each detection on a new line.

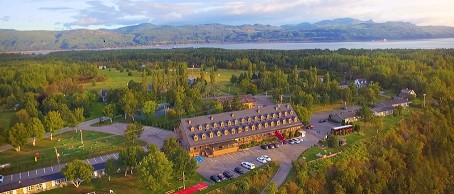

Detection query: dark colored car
xmin=274 ymin=143 xmax=280 ymax=148
xmin=234 ymin=167 xmax=245 ymax=174
xmin=223 ymin=171 xmax=235 ymax=179
xmin=268 ymin=144 xmax=275 ymax=149
xmin=217 ymin=174 xmax=226 ymax=181
xmin=319 ymin=119 xmax=327 ymax=123
xmin=260 ymin=144 xmax=269 ymax=150
xmin=306 ymin=125 xmax=315 ymax=129
xmin=210 ymin=175 xmax=221 ymax=183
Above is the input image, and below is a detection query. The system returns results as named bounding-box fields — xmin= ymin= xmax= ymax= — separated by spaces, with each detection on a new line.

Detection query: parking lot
xmin=308 ymin=105 xmax=360 ymax=138
xmin=197 ymin=131 xmax=320 ymax=181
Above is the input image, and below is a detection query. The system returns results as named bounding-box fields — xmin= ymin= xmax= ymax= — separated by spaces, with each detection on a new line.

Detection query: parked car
xmin=217 ymin=173 xmax=226 ymax=181
xmin=262 ymin=155 xmax=271 ymax=162
xmin=223 ymin=171 xmax=235 ymax=179
xmin=257 ymin=156 xmax=268 ymax=164
xmin=273 ymin=143 xmax=280 ymax=148
xmin=292 ymin=138 xmax=301 ymax=144
xmin=260 ymin=144 xmax=269 ymax=150
xmin=234 ymin=167 xmax=245 ymax=174
xmin=241 ymin=162 xmax=256 ymax=169
xmin=287 ymin=139 xmax=295 ymax=144
xmin=340 ymin=106 xmax=348 ymax=110
xmin=210 ymin=175 xmax=221 ymax=183
xmin=0 ymin=175 xmax=3 ymax=183
xmin=318 ymin=119 xmax=327 ymax=123
xmin=306 ymin=125 xmax=315 ymax=129
xmin=267 ymin=144 xmax=275 ymax=149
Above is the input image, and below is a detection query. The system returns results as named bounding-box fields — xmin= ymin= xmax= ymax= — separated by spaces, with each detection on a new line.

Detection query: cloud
xmin=39 ymin=6 xmax=74 ymax=11
xmin=1 ymin=16 xmax=10 ymax=22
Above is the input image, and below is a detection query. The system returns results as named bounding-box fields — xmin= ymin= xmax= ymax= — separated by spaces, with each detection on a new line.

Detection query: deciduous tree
xmin=62 ymin=160 xmax=94 ymax=188
xmin=138 ymin=144 xmax=173 ymax=190
xmin=124 ymin=122 xmax=144 ymax=143
xmin=119 ymin=145 xmax=145 ymax=176
xmin=103 ymin=103 xmax=117 ymax=123
xmin=44 ymin=111 xmax=65 ymax=140
xmin=8 ymin=123 xmax=28 ymax=152
xmin=105 ymin=158 xmax=118 ymax=181
xmin=142 ymin=100 xmax=157 ymax=120
xmin=26 ymin=117 xmax=45 ymax=146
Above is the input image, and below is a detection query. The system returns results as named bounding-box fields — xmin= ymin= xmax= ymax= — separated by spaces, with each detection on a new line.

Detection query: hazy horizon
xmin=1 ymin=0 xmax=453 ymax=31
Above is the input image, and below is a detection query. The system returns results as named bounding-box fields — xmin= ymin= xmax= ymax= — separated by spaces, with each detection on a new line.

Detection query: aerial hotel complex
xmin=177 ymin=104 xmax=304 ymax=157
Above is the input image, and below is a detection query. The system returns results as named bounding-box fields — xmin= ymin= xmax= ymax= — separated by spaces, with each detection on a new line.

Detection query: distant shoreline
xmin=1 ymin=38 xmax=454 ymax=54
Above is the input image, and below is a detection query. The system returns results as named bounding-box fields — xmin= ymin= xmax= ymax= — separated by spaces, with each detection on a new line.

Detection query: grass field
xmin=0 ymin=131 xmax=146 ymax=175
xmin=41 ymin=172 xmax=206 ymax=194
xmin=87 ymin=101 xmax=106 ymax=121
xmin=0 ymin=111 xmax=14 ymax=145
xmin=83 ymin=69 xmax=146 ymax=91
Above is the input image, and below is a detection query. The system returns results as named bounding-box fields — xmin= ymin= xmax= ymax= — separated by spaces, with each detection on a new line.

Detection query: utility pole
xmin=182 ymin=171 xmax=186 ymax=189
xmin=80 ymin=129 xmax=83 ymax=144
xmin=423 ymin=93 xmax=426 ymax=108
xmin=280 ymin=95 xmax=283 ymax=104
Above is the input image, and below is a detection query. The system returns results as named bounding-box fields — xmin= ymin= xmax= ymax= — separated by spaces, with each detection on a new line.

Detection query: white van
xmin=241 ymin=162 xmax=256 ymax=170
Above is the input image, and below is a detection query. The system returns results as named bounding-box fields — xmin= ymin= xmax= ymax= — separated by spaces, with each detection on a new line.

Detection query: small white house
xmin=354 ymin=79 xmax=368 ymax=88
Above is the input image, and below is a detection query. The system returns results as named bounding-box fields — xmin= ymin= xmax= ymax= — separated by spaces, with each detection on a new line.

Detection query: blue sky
xmin=1 ymin=0 xmax=453 ymax=30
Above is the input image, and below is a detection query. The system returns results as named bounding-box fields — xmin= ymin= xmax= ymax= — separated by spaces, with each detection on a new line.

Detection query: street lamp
xmin=54 ymin=147 xmax=60 ymax=164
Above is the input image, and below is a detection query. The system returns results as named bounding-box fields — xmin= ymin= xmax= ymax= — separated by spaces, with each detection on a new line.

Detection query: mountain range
xmin=1 ymin=18 xmax=454 ymax=52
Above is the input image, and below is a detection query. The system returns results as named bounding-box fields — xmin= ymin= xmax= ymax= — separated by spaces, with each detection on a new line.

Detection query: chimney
xmin=187 ymin=120 xmax=192 ymax=124
xmin=257 ymin=109 xmax=260 ymax=113
xmin=210 ymin=116 xmax=214 ymax=121
xmin=231 ymin=113 xmax=235 ymax=117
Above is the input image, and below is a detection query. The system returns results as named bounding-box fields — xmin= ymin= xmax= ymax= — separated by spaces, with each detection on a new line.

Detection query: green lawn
xmin=0 ymin=111 xmax=14 ymax=145
xmin=87 ymin=101 xmax=106 ymax=121
xmin=0 ymin=131 xmax=146 ymax=175
xmin=83 ymin=68 xmax=147 ymax=91
xmin=41 ymin=173 xmax=206 ymax=194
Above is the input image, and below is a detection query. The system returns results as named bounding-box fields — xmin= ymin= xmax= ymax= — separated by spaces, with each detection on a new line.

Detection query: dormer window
xmin=217 ymin=130 xmax=222 ymax=137
xmin=283 ymin=119 xmax=287 ymax=124
xmin=213 ymin=123 xmax=218 ymax=128
xmin=248 ymin=117 xmax=252 ymax=122
xmin=245 ymin=126 xmax=249 ymax=131
xmin=231 ymin=128 xmax=236 ymax=134
xmin=190 ymin=126 xmax=195 ymax=131
xmin=198 ymin=125 xmax=202 ymax=131
xmin=228 ymin=120 xmax=232 ymax=126
xmin=241 ymin=118 xmax=245 ymax=124
xmin=264 ymin=122 xmax=268 ymax=128
xmin=231 ymin=113 xmax=235 ymax=117
xmin=235 ymin=119 xmax=239 ymax=125
xmin=271 ymin=121 xmax=275 ymax=127
xmin=285 ymin=111 xmax=288 ymax=116
xmin=187 ymin=120 xmax=192 ymax=124
xmin=193 ymin=134 xmax=199 ymax=141
xmin=220 ymin=121 xmax=225 ymax=127
xmin=201 ymin=133 xmax=207 ymax=140
xmin=294 ymin=117 xmax=298 ymax=122
xmin=258 ymin=123 xmax=262 ymax=129
xmin=290 ymin=110 xmax=294 ymax=115
xmin=205 ymin=124 xmax=210 ymax=130
xmin=261 ymin=115 xmax=265 ymax=120
xmin=257 ymin=109 xmax=261 ymax=113
xmin=224 ymin=129 xmax=229 ymax=135
xmin=286 ymin=104 xmax=290 ymax=108
xmin=279 ymin=112 xmax=282 ymax=117
xmin=238 ymin=127 xmax=243 ymax=133
xmin=254 ymin=116 xmax=259 ymax=121
xmin=277 ymin=120 xmax=281 ymax=125
xmin=288 ymin=118 xmax=292 ymax=123
xmin=273 ymin=113 xmax=277 ymax=118
xmin=209 ymin=132 xmax=214 ymax=138
xmin=251 ymin=125 xmax=256 ymax=130
xmin=210 ymin=116 xmax=214 ymax=120
xmin=267 ymin=114 xmax=271 ymax=119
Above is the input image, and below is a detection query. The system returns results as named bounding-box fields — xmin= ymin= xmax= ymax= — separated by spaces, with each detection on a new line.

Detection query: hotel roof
xmin=179 ymin=104 xmax=303 ymax=147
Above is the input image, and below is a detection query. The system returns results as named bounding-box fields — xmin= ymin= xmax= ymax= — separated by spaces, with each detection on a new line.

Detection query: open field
xmin=0 ymin=131 xmax=146 ymax=175
xmin=82 ymin=69 xmax=147 ymax=91
xmin=41 ymin=172 xmax=205 ymax=194
xmin=0 ymin=111 xmax=14 ymax=145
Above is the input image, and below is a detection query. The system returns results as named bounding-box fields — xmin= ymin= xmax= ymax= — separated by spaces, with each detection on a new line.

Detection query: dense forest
xmin=0 ymin=48 xmax=453 ymax=192
xmin=2 ymin=18 xmax=454 ymax=51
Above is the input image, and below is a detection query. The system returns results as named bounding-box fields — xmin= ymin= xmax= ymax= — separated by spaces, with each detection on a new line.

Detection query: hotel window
xmin=252 ymin=125 xmax=256 ymax=130
xmin=220 ymin=122 xmax=225 ymax=127
xmin=277 ymin=120 xmax=281 ymax=125
xmin=206 ymin=124 xmax=210 ymax=130
xmin=210 ymin=132 xmax=214 ymax=138
xmin=273 ymin=113 xmax=277 ymax=118
xmin=248 ymin=117 xmax=252 ymax=122
xmin=201 ymin=133 xmax=206 ymax=139
xmin=217 ymin=130 xmax=222 ymax=137
xmin=245 ymin=126 xmax=249 ymax=131
xmin=28 ymin=186 xmax=33 ymax=191
xmin=228 ymin=120 xmax=232 ymax=126
xmin=284 ymin=111 xmax=288 ymax=116
xmin=193 ymin=135 xmax=199 ymax=141
xmin=231 ymin=128 xmax=236 ymax=134
xmin=288 ymin=118 xmax=292 ymax=123
xmin=235 ymin=119 xmax=238 ymax=125
xmin=267 ymin=114 xmax=271 ymax=119
xmin=224 ymin=129 xmax=229 ymax=135
xmin=261 ymin=115 xmax=265 ymax=120
xmin=290 ymin=110 xmax=294 ymax=115
xmin=198 ymin=125 xmax=202 ymax=131
xmin=238 ymin=127 xmax=243 ymax=133
xmin=254 ymin=116 xmax=259 ymax=121
xmin=214 ymin=123 xmax=218 ymax=128
xmin=241 ymin=118 xmax=245 ymax=124
xmin=294 ymin=117 xmax=298 ymax=122
xmin=271 ymin=121 xmax=275 ymax=127
xmin=264 ymin=122 xmax=268 ymax=128
xmin=258 ymin=123 xmax=262 ymax=129
xmin=279 ymin=112 xmax=282 ymax=117
xmin=190 ymin=126 xmax=195 ymax=131
xmin=283 ymin=119 xmax=287 ymax=124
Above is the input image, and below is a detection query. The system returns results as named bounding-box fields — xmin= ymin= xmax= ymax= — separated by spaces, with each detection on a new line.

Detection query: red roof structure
xmin=174 ymin=182 xmax=209 ymax=194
